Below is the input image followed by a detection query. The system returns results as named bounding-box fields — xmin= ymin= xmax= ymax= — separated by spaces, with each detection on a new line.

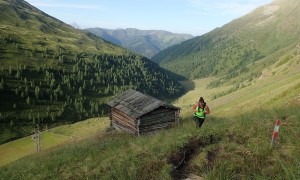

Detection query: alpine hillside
xmin=0 ymin=0 xmax=183 ymax=144
xmin=85 ymin=28 xmax=193 ymax=58
xmin=152 ymin=0 xmax=300 ymax=81
xmin=1 ymin=0 xmax=300 ymax=178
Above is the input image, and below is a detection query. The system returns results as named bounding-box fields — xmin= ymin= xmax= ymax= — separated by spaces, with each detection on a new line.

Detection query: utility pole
xmin=33 ymin=125 xmax=41 ymax=152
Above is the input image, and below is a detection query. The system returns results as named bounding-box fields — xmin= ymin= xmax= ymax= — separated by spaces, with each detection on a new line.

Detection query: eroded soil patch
xmin=168 ymin=134 xmax=221 ymax=179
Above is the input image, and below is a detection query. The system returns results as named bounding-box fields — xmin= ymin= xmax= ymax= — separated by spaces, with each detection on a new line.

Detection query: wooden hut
xmin=107 ymin=89 xmax=180 ymax=135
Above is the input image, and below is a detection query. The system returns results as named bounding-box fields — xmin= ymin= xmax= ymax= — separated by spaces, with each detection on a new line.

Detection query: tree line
xmin=0 ymin=37 xmax=183 ymax=143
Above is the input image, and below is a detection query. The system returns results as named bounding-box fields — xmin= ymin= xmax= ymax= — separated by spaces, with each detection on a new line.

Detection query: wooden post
xmin=271 ymin=119 xmax=280 ymax=148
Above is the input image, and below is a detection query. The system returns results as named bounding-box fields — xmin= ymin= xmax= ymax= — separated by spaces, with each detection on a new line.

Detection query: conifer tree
xmin=0 ymin=78 xmax=4 ymax=90
xmin=9 ymin=66 xmax=12 ymax=75
xmin=10 ymin=120 xmax=14 ymax=128
xmin=32 ymin=117 xmax=36 ymax=126
xmin=51 ymin=113 xmax=55 ymax=122
xmin=26 ymin=96 xmax=31 ymax=105
xmin=15 ymin=88 xmax=19 ymax=96
xmin=47 ymin=106 xmax=50 ymax=117
xmin=79 ymin=86 xmax=83 ymax=96
xmin=37 ymin=113 xmax=40 ymax=124
xmin=35 ymin=86 xmax=40 ymax=99
xmin=25 ymin=85 xmax=29 ymax=96
xmin=10 ymin=119 xmax=14 ymax=136
xmin=15 ymin=70 xmax=20 ymax=79
xmin=21 ymin=91 xmax=25 ymax=98
xmin=50 ymin=79 xmax=55 ymax=89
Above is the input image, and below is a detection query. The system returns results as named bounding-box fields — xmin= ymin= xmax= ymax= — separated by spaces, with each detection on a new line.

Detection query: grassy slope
xmin=1 ymin=14 xmax=300 ymax=180
xmin=173 ymin=55 xmax=300 ymax=178
xmin=0 ymin=1 xmax=299 ymax=176
xmin=175 ymin=49 xmax=300 ymax=177
xmin=0 ymin=117 xmax=109 ymax=167
xmin=0 ymin=0 xmax=124 ymax=56
xmin=0 ymin=56 xmax=299 ymax=179
xmin=151 ymin=0 xmax=300 ymax=79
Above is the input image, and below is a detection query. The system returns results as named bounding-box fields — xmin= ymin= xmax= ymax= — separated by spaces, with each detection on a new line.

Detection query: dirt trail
xmin=168 ymin=134 xmax=221 ymax=180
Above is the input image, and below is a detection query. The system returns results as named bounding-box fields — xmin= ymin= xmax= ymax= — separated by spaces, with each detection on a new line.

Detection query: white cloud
xmin=26 ymin=0 xmax=103 ymax=10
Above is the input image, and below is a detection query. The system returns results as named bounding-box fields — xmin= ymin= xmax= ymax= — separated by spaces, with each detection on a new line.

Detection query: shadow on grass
xmin=168 ymin=133 xmax=221 ymax=179
xmin=180 ymin=80 xmax=196 ymax=92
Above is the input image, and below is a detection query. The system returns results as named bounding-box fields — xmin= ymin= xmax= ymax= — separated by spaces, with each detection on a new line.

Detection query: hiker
xmin=193 ymin=97 xmax=210 ymax=128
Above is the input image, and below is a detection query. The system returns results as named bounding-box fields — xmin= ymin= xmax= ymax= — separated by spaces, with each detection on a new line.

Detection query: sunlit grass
xmin=51 ymin=117 xmax=109 ymax=138
xmin=0 ymin=132 xmax=68 ymax=167
xmin=0 ymin=117 xmax=109 ymax=167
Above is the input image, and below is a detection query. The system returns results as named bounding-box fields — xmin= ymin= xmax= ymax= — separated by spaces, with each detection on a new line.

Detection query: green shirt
xmin=194 ymin=106 xmax=205 ymax=118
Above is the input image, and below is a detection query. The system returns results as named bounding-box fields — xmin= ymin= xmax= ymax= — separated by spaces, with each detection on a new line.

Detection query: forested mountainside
xmin=152 ymin=0 xmax=300 ymax=80
xmin=0 ymin=0 xmax=183 ymax=143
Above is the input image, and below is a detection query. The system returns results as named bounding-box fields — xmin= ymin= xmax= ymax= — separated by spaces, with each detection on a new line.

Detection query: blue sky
xmin=26 ymin=0 xmax=272 ymax=36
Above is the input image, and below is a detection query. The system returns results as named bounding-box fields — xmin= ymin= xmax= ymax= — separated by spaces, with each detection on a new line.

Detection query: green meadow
xmin=0 ymin=117 xmax=109 ymax=167
xmin=1 ymin=70 xmax=299 ymax=179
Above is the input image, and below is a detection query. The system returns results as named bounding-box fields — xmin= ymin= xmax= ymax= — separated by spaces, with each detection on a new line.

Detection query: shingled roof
xmin=107 ymin=89 xmax=179 ymax=119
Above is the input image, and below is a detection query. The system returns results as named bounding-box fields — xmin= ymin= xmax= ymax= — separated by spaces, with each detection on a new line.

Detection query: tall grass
xmin=190 ymin=104 xmax=300 ymax=179
xmin=0 ymin=116 xmax=224 ymax=179
xmin=1 ymin=103 xmax=298 ymax=179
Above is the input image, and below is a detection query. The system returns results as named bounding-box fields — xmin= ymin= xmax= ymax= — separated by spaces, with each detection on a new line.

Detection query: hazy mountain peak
xmin=85 ymin=28 xmax=193 ymax=58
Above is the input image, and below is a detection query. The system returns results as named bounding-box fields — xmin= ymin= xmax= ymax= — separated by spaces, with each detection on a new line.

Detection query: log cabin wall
xmin=111 ymin=108 xmax=138 ymax=134
xmin=139 ymin=107 xmax=177 ymax=134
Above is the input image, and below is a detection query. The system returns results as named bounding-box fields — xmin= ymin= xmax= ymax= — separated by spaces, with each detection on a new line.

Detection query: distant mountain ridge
xmin=85 ymin=28 xmax=193 ymax=58
xmin=152 ymin=0 xmax=300 ymax=79
xmin=0 ymin=0 xmax=183 ymax=143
